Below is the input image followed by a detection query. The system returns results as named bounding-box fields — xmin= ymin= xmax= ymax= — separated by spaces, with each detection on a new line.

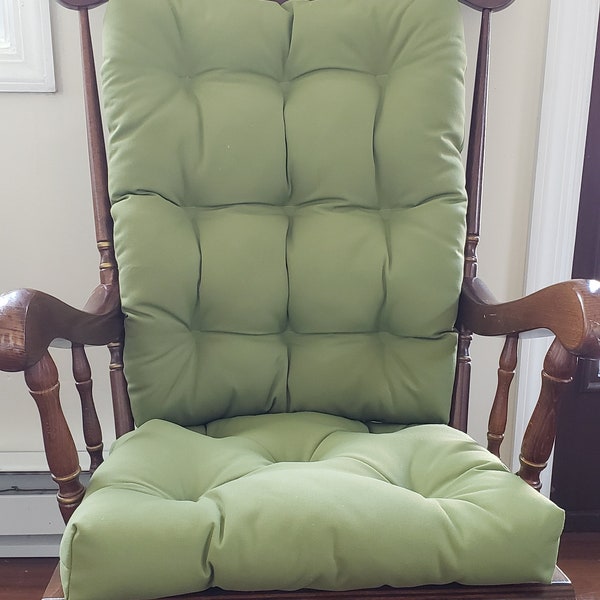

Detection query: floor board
xmin=0 ymin=557 xmax=57 ymax=600
xmin=1 ymin=534 xmax=599 ymax=600
xmin=558 ymin=533 xmax=600 ymax=599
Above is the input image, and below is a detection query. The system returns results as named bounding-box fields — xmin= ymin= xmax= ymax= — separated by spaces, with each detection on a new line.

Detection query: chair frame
xmin=2 ymin=0 xmax=599 ymax=598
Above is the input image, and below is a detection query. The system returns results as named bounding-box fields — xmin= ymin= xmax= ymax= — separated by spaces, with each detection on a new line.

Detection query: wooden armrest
xmin=0 ymin=284 xmax=123 ymax=520
xmin=459 ymin=277 xmax=600 ymax=358
xmin=0 ymin=284 xmax=122 ymax=372
xmin=464 ymin=278 xmax=600 ymax=487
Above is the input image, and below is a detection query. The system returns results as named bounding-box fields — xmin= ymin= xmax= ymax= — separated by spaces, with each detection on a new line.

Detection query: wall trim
xmin=0 ymin=471 xmax=89 ymax=557
xmin=0 ymin=494 xmax=63 ymax=557
xmin=0 ymin=0 xmax=55 ymax=92
xmin=512 ymin=0 xmax=600 ymax=495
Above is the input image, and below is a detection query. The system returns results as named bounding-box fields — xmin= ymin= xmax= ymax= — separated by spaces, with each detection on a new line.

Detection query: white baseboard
xmin=0 ymin=534 xmax=61 ymax=557
xmin=0 ymin=494 xmax=64 ymax=557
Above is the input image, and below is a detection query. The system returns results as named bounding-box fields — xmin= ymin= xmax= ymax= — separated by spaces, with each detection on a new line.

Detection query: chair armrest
xmin=460 ymin=278 xmax=600 ymax=488
xmin=0 ymin=284 xmax=122 ymax=372
xmin=459 ymin=277 xmax=600 ymax=358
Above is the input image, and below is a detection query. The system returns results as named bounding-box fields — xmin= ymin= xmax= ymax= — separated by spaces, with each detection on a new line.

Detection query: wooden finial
xmin=459 ymin=0 xmax=516 ymax=12
xmin=56 ymin=0 xmax=108 ymax=9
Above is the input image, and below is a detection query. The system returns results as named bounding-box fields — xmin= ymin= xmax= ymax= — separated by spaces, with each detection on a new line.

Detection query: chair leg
xmin=42 ymin=564 xmax=64 ymax=600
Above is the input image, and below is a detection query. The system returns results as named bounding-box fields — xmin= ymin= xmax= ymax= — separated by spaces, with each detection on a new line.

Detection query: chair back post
xmin=60 ymin=0 xmax=134 ymax=437
xmin=451 ymin=0 xmax=515 ymax=431
xmin=464 ymin=7 xmax=491 ymax=277
xmin=76 ymin=4 xmax=115 ymax=287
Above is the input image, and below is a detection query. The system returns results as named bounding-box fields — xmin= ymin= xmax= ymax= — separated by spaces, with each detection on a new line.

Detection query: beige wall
xmin=0 ymin=1 xmax=550 ymax=470
xmin=0 ymin=4 xmax=110 ymax=469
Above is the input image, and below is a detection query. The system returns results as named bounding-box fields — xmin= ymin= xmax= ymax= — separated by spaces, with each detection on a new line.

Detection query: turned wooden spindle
xmin=78 ymin=8 xmax=116 ymax=286
xmin=25 ymin=351 xmax=86 ymax=523
xmin=451 ymin=330 xmax=473 ymax=431
xmin=487 ymin=334 xmax=518 ymax=457
xmin=451 ymin=8 xmax=493 ymax=431
xmin=80 ymin=7 xmax=133 ymax=438
xmin=518 ymin=339 xmax=578 ymax=490
xmin=464 ymin=6 xmax=493 ymax=280
xmin=71 ymin=343 xmax=104 ymax=472
xmin=108 ymin=341 xmax=134 ymax=437
xmin=453 ymin=2 xmax=517 ymax=430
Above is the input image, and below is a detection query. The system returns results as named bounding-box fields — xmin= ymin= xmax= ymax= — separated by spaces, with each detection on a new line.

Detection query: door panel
xmin=551 ymin=18 xmax=600 ymax=532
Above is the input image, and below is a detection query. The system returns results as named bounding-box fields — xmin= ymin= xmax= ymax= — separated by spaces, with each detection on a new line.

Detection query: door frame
xmin=512 ymin=0 xmax=600 ymax=495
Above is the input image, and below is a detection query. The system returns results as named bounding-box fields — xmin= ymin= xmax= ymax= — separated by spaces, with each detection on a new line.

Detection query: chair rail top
xmin=57 ymin=0 xmax=516 ymax=11
xmin=459 ymin=0 xmax=516 ymax=11
xmin=57 ymin=0 xmax=107 ymax=8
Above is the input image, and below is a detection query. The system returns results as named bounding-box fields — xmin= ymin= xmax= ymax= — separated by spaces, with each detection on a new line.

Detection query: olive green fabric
xmin=60 ymin=414 xmax=563 ymax=600
xmin=59 ymin=1 xmax=565 ymax=598
xmin=105 ymin=0 xmax=467 ymax=427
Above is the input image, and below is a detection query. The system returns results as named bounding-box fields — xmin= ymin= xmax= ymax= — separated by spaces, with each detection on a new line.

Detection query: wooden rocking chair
xmin=1 ymin=0 xmax=599 ymax=598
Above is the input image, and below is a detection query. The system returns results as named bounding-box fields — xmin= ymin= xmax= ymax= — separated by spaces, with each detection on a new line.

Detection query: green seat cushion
xmin=60 ymin=413 xmax=563 ymax=600
xmin=104 ymin=0 xmax=468 ymax=427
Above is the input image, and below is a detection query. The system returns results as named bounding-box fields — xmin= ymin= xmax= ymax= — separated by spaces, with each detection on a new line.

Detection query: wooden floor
xmin=0 ymin=556 xmax=57 ymax=600
xmin=0 ymin=533 xmax=599 ymax=600
xmin=556 ymin=533 xmax=600 ymax=599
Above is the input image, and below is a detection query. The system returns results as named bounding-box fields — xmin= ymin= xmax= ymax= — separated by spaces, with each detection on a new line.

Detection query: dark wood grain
xmin=108 ymin=340 xmax=134 ymax=437
xmin=56 ymin=0 xmax=107 ymax=9
xmin=558 ymin=533 xmax=600 ymax=597
xmin=0 ymin=558 xmax=58 ymax=600
xmin=487 ymin=333 xmax=518 ymax=456
xmin=463 ymin=9 xmax=490 ymax=278
xmin=0 ymin=286 xmax=122 ymax=373
xmin=72 ymin=343 xmax=104 ymax=472
xmin=24 ymin=352 xmax=85 ymax=522
xmin=78 ymin=7 xmax=134 ymax=437
xmin=518 ymin=340 xmax=578 ymax=491
xmin=450 ymin=4 xmax=493 ymax=430
xmin=42 ymin=564 xmax=64 ymax=600
xmin=459 ymin=0 xmax=516 ymax=11
xmin=459 ymin=278 xmax=600 ymax=358
xmin=78 ymin=8 xmax=116 ymax=289
xmin=450 ymin=329 xmax=472 ymax=431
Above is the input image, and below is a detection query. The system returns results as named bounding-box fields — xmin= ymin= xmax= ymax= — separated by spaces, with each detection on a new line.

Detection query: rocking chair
xmin=1 ymin=0 xmax=599 ymax=599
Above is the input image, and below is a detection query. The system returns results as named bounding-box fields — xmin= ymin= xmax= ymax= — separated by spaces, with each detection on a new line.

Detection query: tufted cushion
xmin=104 ymin=0 xmax=467 ymax=427
xmin=60 ymin=414 xmax=564 ymax=599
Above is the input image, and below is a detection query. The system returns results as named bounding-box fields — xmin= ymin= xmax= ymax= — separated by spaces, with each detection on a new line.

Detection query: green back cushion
xmin=104 ymin=0 xmax=467 ymax=427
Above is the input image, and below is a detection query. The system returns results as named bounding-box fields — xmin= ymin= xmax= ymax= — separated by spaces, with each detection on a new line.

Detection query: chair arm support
xmin=459 ymin=277 xmax=600 ymax=358
xmin=0 ymin=284 xmax=123 ymax=372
